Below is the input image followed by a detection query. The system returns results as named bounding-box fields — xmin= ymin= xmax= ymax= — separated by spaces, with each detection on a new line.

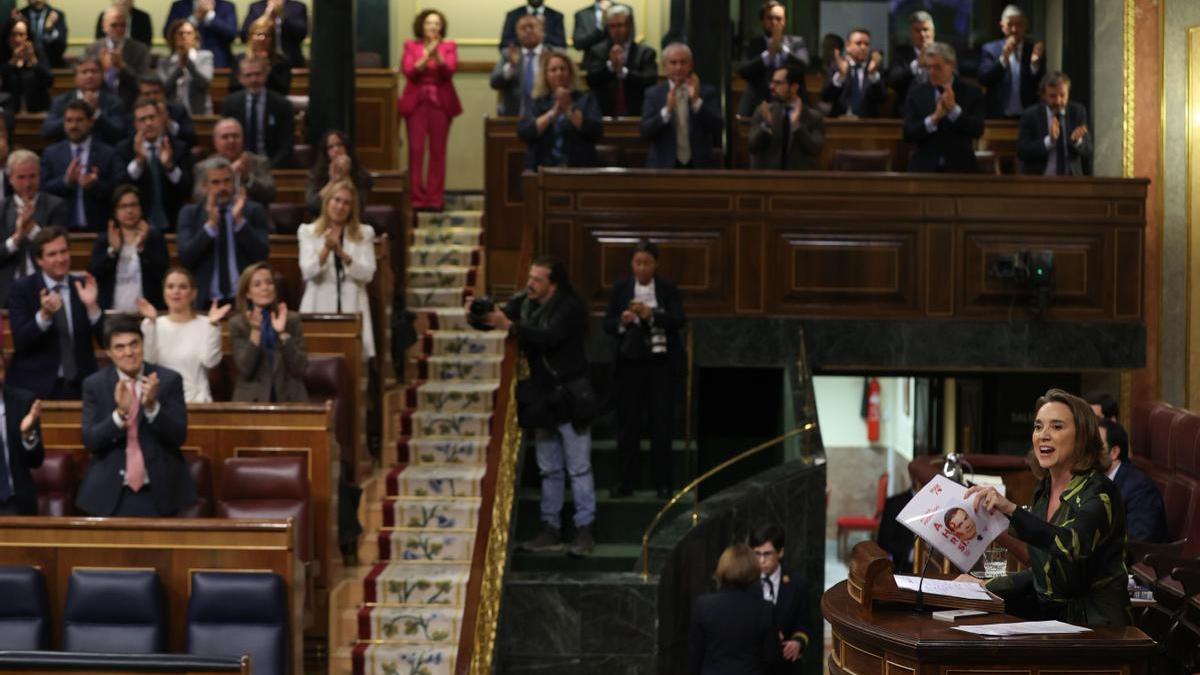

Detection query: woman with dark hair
xmin=305 ymin=129 xmax=373 ymax=216
xmin=398 ymin=8 xmax=461 ymax=212
xmin=229 ymin=14 xmax=292 ymax=96
xmin=159 ymin=19 xmax=214 ymax=115
xmin=87 ymin=185 xmax=169 ymax=312
xmin=602 ymin=240 xmax=686 ymax=499
xmin=957 ymin=388 xmax=1132 ymax=627
xmin=228 ymin=262 xmax=308 ymax=402
xmin=1 ymin=16 xmax=53 ymax=113
xmin=138 ymin=266 xmax=228 ymax=402
xmin=687 ymin=543 xmax=782 ymax=674
xmin=517 ymin=50 xmax=603 ymax=169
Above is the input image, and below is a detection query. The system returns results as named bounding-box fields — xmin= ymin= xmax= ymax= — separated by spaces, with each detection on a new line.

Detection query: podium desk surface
xmin=823 ymin=580 xmax=1155 ymax=673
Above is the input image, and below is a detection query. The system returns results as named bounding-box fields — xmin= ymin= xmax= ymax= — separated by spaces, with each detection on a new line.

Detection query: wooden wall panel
xmin=769 ymin=229 xmax=920 ymax=315
xmin=959 ymin=230 xmax=1108 ymax=317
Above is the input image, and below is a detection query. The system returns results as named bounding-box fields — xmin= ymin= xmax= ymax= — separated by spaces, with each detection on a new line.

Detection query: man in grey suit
xmin=212 ymin=117 xmax=276 ymax=208
xmin=572 ymin=0 xmax=634 ymax=52
xmin=748 ymin=66 xmax=824 ymax=170
xmin=490 ymin=14 xmax=548 ymax=117
xmin=737 ymin=1 xmax=809 ymax=116
xmin=0 ymin=150 xmax=68 ymax=306
xmin=77 ymin=315 xmax=195 ymax=517
xmin=85 ymin=6 xmax=152 ymax=110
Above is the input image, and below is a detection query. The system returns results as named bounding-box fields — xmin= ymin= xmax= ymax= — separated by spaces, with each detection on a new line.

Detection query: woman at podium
xmin=958 ymin=388 xmax=1132 ymax=627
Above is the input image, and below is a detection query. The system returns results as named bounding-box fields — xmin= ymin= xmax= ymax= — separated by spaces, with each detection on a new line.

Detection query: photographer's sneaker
xmin=567 ymin=524 xmax=595 ymax=558
xmin=520 ymin=523 xmax=564 ymax=552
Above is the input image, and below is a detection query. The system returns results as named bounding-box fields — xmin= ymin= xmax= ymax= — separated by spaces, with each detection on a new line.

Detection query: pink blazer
xmin=397 ymin=39 xmax=463 ymax=118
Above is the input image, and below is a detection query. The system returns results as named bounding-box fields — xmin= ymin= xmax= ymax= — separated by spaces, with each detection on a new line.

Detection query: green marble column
xmin=355 ymin=0 xmax=390 ymax=65
xmin=307 ymin=0 xmax=356 ymax=146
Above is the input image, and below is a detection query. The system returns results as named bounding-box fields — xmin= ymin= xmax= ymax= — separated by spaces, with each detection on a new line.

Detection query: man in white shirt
xmin=1016 ymin=71 xmax=1092 ymax=176
xmin=40 ymin=99 xmax=120 ymax=233
xmin=117 ymin=98 xmax=192 ymax=230
xmin=750 ymin=523 xmax=810 ymax=671
xmin=820 ymin=27 xmax=885 ymax=118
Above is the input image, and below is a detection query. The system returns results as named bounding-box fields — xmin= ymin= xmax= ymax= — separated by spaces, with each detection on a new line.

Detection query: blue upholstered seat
xmin=62 ymin=568 xmax=167 ymax=653
xmin=187 ymin=571 xmax=288 ymax=675
xmin=0 ymin=565 xmax=50 ymax=649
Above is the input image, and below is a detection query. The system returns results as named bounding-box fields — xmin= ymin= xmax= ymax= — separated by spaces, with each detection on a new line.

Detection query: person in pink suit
xmin=398 ymin=9 xmax=461 ymax=212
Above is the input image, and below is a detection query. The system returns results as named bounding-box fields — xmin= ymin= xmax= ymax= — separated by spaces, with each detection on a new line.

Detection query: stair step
xmin=424 ymin=330 xmax=506 ymax=356
xmin=409 ymin=246 xmax=478 ymax=269
xmin=365 ymin=562 xmax=471 ymax=606
xmin=408 ymin=266 xmax=473 ymax=289
xmin=397 ymin=438 xmax=489 ymax=466
xmin=519 ymin=439 xmax=698 ymax=490
xmin=513 ymin=488 xmax=690 ymax=543
xmin=377 ymin=528 xmax=477 ymax=563
xmin=358 ymin=607 xmax=465 ymax=643
xmin=354 ymin=644 xmax=457 ymax=675
xmin=419 ymin=356 xmax=503 ymax=382
xmin=407 ymin=410 xmax=492 ymax=438
xmin=386 ymin=464 xmax=487 ymax=498
xmin=407 ymin=287 xmax=466 ymax=309
xmin=410 ymin=382 xmax=498 ymax=413
xmin=415 ymin=210 xmax=483 ymax=228
xmin=412 ymin=227 xmax=482 ymax=247
xmin=421 ymin=308 xmax=470 ymax=331
xmin=508 ymin=543 xmax=642 ymax=573
xmin=383 ymin=497 xmax=482 ymax=529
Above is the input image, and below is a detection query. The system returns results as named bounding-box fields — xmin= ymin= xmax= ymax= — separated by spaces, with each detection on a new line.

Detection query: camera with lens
xmin=467 ymin=296 xmax=497 ymax=331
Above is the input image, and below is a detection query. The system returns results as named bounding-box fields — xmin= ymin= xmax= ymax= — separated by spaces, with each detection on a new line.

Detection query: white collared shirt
xmin=6 ymin=194 xmax=42 ymax=274
xmin=1106 ymin=460 xmax=1121 ymax=482
xmin=761 ymin=565 xmax=782 ymax=604
xmin=124 ymin=136 xmax=184 ymax=183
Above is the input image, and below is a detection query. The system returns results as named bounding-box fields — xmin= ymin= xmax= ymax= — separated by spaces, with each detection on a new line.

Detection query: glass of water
xmin=982 ymin=544 xmax=1008 ymax=578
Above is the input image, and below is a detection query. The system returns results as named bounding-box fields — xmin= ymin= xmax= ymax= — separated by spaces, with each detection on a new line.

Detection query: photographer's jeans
xmin=534 ymin=422 xmax=596 ymax=528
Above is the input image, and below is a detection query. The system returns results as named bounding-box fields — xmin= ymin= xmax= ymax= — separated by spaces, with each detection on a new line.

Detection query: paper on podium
xmin=893 ymin=575 xmax=994 ymax=601
xmin=953 ymin=620 xmax=1092 ymax=636
xmin=895 ymin=475 xmax=1010 ymax=572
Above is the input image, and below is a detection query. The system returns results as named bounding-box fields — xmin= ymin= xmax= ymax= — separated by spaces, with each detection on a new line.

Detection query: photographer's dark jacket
xmin=602 ymin=275 xmax=686 ymax=373
xmin=503 ymin=290 xmax=589 ymax=391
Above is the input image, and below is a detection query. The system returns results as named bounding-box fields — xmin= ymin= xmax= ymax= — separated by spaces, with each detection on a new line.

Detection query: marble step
xmin=415 ymin=210 xmax=483 ymax=228
xmin=407 ymin=287 xmax=466 ymax=309
xmin=409 ymin=245 xmax=478 ymax=269
xmin=424 ymin=330 xmax=506 ymax=357
xmin=406 ymin=410 xmax=493 ymax=438
xmin=418 ymin=356 xmax=503 ymax=382
xmin=408 ymin=266 xmax=473 ymax=290
xmin=397 ymin=438 xmax=490 ymax=466
xmin=364 ymin=562 xmax=470 ymax=606
xmin=409 ymin=382 xmax=498 ymax=413
xmin=354 ymin=644 xmax=456 ymax=675
xmin=378 ymin=528 xmax=477 ymax=563
xmin=412 ymin=227 xmax=482 ymax=247
xmin=386 ymin=463 xmax=487 ymax=498
xmin=358 ymin=606 xmax=464 ymax=643
xmin=383 ymin=497 xmax=482 ymax=529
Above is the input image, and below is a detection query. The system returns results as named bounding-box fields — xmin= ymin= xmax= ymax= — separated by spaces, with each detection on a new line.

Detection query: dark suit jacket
xmin=1016 ymin=101 xmax=1092 ymax=176
xmin=500 ymin=5 xmax=566 ymax=50
xmin=603 ymin=275 xmax=687 ymax=373
xmin=687 ymin=587 xmax=782 ymax=675
xmin=21 ymin=3 xmax=67 ymax=68
xmin=76 ymin=363 xmax=196 ymax=516
xmin=228 ymin=311 xmax=308 ymax=403
xmin=765 ymin=570 xmax=811 ymax=673
xmin=518 ymin=91 xmax=603 ymax=169
xmin=40 ymin=137 xmax=120 ymax=231
xmin=176 ymin=201 xmax=270 ymax=306
xmin=887 ymin=44 xmax=922 ymax=119
xmin=979 ymin=38 xmax=1041 ymax=118
xmin=86 ymin=228 xmax=169 ymax=310
xmin=583 ymin=40 xmax=657 ymax=117
xmin=736 ymin=33 xmax=810 ymax=116
xmin=0 ymin=195 xmax=69 ymax=306
xmin=0 ymin=60 xmax=53 ymax=113
xmin=42 ymin=90 xmax=129 ymax=145
xmin=6 ymin=272 xmax=105 ymax=398
xmin=83 ymin=38 xmax=152 ymax=110
xmin=1 ymin=385 xmax=45 ymax=515
xmin=639 ymin=82 xmax=723 ymax=168
xmin=747 ymin=101 xmax=824 ymax=170
xmin=220 ymin=89 xmax=294 ymax=167
xmin=227 ymin=57 xmax=292 ymax=97
xmin=571 ymin=4 xmax=607 ymax=52
xmin=163 ymin=100 xmax=198 ymax=148
xmin=242 ymin=0 xmax=308 ymax=68
xmin=820 ymin=62 xmax=886 ymax=118
xmin=95 ymin=7 xmax=153 ymax=47
xmin=902 ymin=79 xmax=984 ymax=173
xmin=115 ymin=135 xmax=194 ymax=230
xmin=1113 ymin=462 xmax=1169 ymax=543
xmin=165 ymin=0 xmax=238 ymax=69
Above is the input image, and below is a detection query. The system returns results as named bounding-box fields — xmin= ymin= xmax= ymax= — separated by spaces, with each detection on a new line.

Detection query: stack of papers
xmin=953 ymin=620 xmax=1092 ymax=636
xmin=894 ymin=575 xmax=994 ymax=601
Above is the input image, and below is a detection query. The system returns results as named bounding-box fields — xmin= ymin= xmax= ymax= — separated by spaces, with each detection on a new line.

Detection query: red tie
xmin=124 ymin=380 xmax=146 ymax=492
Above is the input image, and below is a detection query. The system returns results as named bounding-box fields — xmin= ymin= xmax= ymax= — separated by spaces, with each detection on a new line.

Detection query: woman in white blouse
xmin=297 ymin=180 xmax=377 ymax=357
xmin=138 ymin=267 xmax=230 ymax=402
xmin=159 ymin=18 xmax=213 ymax=115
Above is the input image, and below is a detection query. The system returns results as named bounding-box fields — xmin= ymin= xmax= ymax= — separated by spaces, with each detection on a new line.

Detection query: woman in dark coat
xmin=87 ymin=185 xmax=169 ymax=311
xmin=517 ymin=50 xmax=602 ymax=169
xmin=688 ymin=543 xmax=782 ymax=675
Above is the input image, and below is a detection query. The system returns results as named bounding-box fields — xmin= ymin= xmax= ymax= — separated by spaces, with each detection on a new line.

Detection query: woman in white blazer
xmin=298 ymin=180 xmax=377 ymax=357
xmin=160 ymin=18 xmax=214 ymax=115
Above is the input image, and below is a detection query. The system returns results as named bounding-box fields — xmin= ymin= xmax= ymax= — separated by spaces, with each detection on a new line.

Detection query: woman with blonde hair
xmin=297 ymin=180 xmax=377 ymax=357
xmin=228 ymin=262 xmax=308 ymax=402
xmin=159 ymin=18 xmax=214 ymax=115
xmin=517 ymin=50 xmax=603 ymax=169
xmin=138 ymin=266 xmax=228 ymax=402
xmin=687 ymin=543 xmax=781 ymax=674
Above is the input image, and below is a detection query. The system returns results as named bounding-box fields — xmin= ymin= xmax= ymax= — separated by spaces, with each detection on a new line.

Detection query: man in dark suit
xmin=177 ymin=156 xmax=270 ymax=307
xmin=639 ymin=43 xmax=723 ymax=169
xmin=77 ymin=315 xmax=195 ymax=517
xmin=979 ymin=5 xmax=1044 ymax=119
xmin=888 ymin=11 xmax=934 ymax=119
xmin=489 ymin=14 xmax=546 ymax=117
xmin=40 ymin=100 xmax=119 ymax=232
xmin=221 ymin=54 xmax=294 ymax=167
xmin=212 ymin=117 xmax=276 ymax=207
xmin=117 ymin=98 xmax=192 ymax=230
xmin=0 ymin=354 xmax=44 ymax=516
xmin=820 ymin=27 xmax=884 ymax=118
xmin=95 ymin=0 xmax=154 ymax=47
xmin=86 ymin=6 xmax=153 ymax=111
xmin=1016 ymin=72 xmax=1092 ymax=176
xmin=500 ymin=0 xmax=565 ymax=51
xmin=42 ymin=57 xmax=130 ymax=146
xmin=1100 ymin=419 xmax=1168 ymax=543
xmin=138 ymin=74 xmax=197 ymax=150
xmin=241 ymin=0 xmax=307 ymax=68
xmin=164 ymin=0 xmax=238 ymax=69
xmin=750 ymin=523 xmax=810 ymax=672
xmin=0 ymin=150 xmax=68 ymax=307
xmin=572 ymin=1 xmax=634 ymax=53
xmin=748 ymin=66 xmax=824 ymax=170
xmin=902 ymin=42 xmax=983 ymax=174
xmin=582 ymin=4 xmax=656 ymax=117
xmin=736 ymin=1 xmax=809 ymax=116
xmin=6 ymin=226 xmax=105 ymax=400
xmin=20 ymin=0 xmax=67 ymax=68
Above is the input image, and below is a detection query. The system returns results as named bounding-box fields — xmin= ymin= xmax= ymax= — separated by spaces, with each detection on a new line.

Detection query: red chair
xmin=836 ymin=472 xmax=888 ymax=559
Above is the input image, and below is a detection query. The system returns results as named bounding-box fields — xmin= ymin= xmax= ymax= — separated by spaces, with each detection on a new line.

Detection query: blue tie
xmin=0 ymin=424 xmax=13 ymax=503
xmin=72 ymin=145 xmax=86 ymax=229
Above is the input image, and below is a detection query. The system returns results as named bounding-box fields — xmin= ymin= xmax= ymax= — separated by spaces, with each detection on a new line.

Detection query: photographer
xmin=470 ymin=256 xmax=596 ymax=557
xmin=603 ymin=241 xmax=686 ymax=499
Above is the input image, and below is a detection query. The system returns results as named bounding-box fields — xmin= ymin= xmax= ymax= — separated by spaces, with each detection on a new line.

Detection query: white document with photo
xmin=895 ymin=475 xmax=1010 ymax=572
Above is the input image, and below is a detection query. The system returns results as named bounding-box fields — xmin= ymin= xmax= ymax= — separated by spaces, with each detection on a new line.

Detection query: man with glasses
xmin=750 ymin=523 xmax=810 ymax=672
xmin=747 ymin=66 xmax=823 ymax=170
